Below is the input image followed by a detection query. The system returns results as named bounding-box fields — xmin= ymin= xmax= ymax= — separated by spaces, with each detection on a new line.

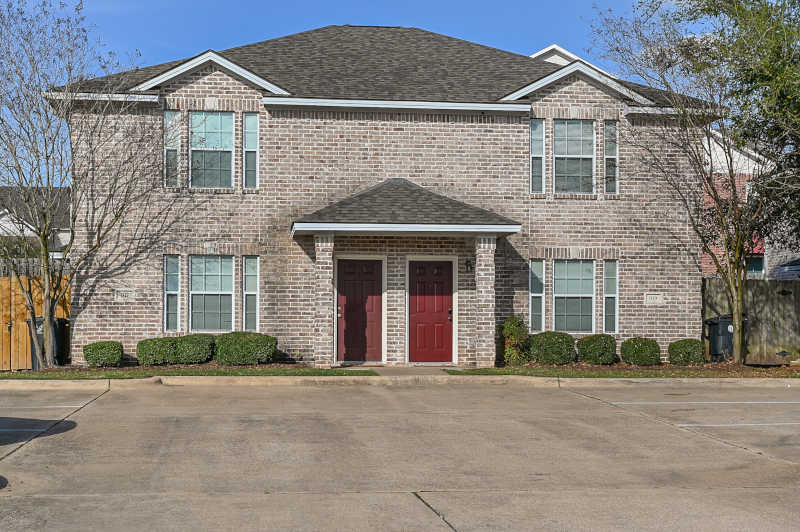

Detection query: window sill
xmin=603 ymin=194 xmax=621 ymax=200
xmin=529 ymin=193 xmax=546 ymax=199
xmin=242 ymin=188 xmax=260 ymax=194
xmin=187 ymin=187 xmax=236 ymax=194
xmin=552 ymin=193 xmax=598 ymax=200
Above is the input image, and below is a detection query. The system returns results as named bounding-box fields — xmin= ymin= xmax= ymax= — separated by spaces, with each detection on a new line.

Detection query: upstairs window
xmin=554 ymin=259 xmax=594 ymax=332
xmin=604 ymin=121 xmax=619 ymax=194
xmin=163 ymin=111 xmax=181 ymax=187
xmin=554 ymin=120 xmax=594 ymax=194
xmin=243 ymin=113 xmax=259 ymax=189
xmin=190 ymin=112 xmax=233 ymax=188
xmin=530 ymin=119 xmax=544 ymax=193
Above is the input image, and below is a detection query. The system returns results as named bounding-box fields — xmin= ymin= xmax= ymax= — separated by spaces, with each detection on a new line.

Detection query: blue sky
xmin=84 ymin=0 xmax=633 ymax=72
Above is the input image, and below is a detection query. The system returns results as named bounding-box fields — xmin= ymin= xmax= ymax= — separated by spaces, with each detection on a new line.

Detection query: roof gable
xmin=131 ymin=50 xmax=290 ymax=94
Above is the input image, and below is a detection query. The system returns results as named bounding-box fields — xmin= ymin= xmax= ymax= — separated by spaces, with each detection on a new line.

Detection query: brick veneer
xmin=313 ymin=234 xmax=335 ymax=367
xmin=70 ymin=65 xmax=703 ymax=366
xmin=474 ymin=236 xmax=497 ymax=368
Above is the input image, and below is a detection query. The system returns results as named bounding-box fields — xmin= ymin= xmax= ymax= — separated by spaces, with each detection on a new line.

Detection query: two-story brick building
xmin=69 ymin=25 xmax=703 ymax=367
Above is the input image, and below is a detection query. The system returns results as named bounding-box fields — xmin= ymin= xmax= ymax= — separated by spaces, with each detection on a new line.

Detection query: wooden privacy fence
xmin=0 ymin=274 xmax=70 ymax=370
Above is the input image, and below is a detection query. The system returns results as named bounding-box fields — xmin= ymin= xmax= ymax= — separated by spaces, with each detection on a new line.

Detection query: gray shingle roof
xmin=294 ymin=179 xmax=520 ymax=226
xmin=0 ymin=186 xmax=71 ymax=229
xmin=79 ymin=25 xmax=672 ymax=105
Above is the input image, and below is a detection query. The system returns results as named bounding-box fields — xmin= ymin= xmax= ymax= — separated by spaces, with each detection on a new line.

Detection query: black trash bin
xmin=705 ymin=314 xmax=746 ymax=358
xmin=26 ymin=317 xmax=71 ymax=368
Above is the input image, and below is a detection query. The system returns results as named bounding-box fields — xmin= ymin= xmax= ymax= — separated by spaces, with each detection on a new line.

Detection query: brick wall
xmin=70 ymin=66 xmax=702 ymax=365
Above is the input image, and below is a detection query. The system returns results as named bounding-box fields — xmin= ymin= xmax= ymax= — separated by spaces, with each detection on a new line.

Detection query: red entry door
xmin=409 ymin=261 xmax=453 ymax=363
xmin=337 ymin=260 xmax=382 ymax=362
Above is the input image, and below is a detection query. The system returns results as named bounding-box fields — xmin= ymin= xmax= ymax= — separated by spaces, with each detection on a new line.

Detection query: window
xmin=164 ymin=111 xmax=181 ymax=187
xmin=190 ymin=255 xmax=234 ymax=331
xmin=604 ymin=260 xmax=618 ymax=333
xmin=190 ymin=111 xmax=233 ymax=188
xmin=529 ymin=259 xmax=545 ymax=331
xmin=243 ymin=113 xmax=259 ymax=189
xmin=164 ymin=255 xmax=180 ymax=331
xmin=746 ymin=255 xmax=764 ymax=274
xmin=554 ymin=120 xmax=594 ymax=194
xmin=243 ymin=256 xmax=258 ymax=331
xmin=604 ymin=121 xmax=618 ymax=194
xmin=530 ymin=119 xmax=544 ymax=193
xmin=553 ymin=260 xmax=594 ymax=332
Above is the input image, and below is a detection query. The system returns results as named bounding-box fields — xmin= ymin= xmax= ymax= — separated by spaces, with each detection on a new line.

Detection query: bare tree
xmin=592 ymin=0 xmax=800 ymax=363
xmin=0 ymin=1 xmax=187 ymax=368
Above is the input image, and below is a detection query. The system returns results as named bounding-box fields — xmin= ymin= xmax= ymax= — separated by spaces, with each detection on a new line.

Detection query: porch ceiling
xmin=291 ymin=179 xmax=521 ymax=236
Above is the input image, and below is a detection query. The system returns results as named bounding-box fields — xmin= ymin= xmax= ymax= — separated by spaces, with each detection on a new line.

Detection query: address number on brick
xmin=644 ymin=293 xmax=665 ymax=306
xmin=114 ymin=289 xmax=135 ymax=303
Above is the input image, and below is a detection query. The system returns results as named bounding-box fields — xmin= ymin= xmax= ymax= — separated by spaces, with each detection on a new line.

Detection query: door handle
xmin=447 ymin=317 xmax=452 ymax=322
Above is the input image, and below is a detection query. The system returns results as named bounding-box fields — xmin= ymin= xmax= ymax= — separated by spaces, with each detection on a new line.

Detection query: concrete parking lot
xmin=1 ymin=382 xmax=800 ymax=531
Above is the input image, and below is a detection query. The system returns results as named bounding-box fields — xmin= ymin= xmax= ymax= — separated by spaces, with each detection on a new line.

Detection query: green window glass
xmin=530 ymin=119 xmax=544 ymax=193
xmin=554 ymin=119 xmax=594 ymax=194
xmin=604 ymin=260 xmax=618 ymax=333
xmin=530 ymin=259 xmax=545 ymax=331
xmin=190 ymin=256 xmax=234 ymax=331
xmin=243 ymin=256 xmax=258 ymax=331
xmin=746 ymin=256 xmax=764 ymax=274
xmin=243 ymin=113 xmax=258 ymax=189
xmin=554 ymin=260 xmax=594 ymax=332
xmin=164 ymin=255 xmax=180 ymax=331
xmin=190 ymin=111 xmax=233 ymax=188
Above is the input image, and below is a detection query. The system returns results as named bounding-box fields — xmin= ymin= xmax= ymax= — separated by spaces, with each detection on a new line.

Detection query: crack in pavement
xmin=0 ymin=389 xmax=109 ymax=462
xmin=565 ymin=389 xmax=800 ymax=466
xmin=413 ymin=491 xmax=458 ymax=531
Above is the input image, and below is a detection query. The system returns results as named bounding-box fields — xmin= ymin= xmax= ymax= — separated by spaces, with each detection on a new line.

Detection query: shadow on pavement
xmin=0 ymin=417 xmax=77 ymax=446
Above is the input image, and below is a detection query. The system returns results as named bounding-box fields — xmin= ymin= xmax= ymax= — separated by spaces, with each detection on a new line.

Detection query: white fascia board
xmin=263 ymin=97 xmax=530 ymax=112
xmin=530 ymin=44 xmax=615 ymax=78
xmin=500 ymin=62 xmax=653 ymax=105
xmin=291 ymin=223 xmax=522 ymax=236
xmin=45 ymin=92 xmax=160 ymax=103
xmin=624 ymin=105 xmax=677 ymax=115
xmin=132 ymin=51 xmax=290 ymax=95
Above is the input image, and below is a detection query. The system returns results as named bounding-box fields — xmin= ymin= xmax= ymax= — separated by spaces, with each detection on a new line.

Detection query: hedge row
xmin=83 ymin=332 xmax=278 ymax=367
xmin=499 ymin=315 xmax=706 ymax=367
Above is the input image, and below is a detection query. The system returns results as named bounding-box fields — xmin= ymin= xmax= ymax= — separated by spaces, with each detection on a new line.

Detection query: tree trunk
xmin=42 ymin=300 xmax=56 ymax=367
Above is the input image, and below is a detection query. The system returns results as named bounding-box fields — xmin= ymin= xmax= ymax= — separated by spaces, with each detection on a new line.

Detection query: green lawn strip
xmin=0 ymin=367 xmax=378 ymax=379
xmin=445 ymin=367 xmax=800 ymax=378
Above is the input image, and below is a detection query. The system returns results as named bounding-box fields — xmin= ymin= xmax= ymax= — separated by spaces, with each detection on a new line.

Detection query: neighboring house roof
xmin=0 ymin=187 xmax=71 ymax=230
xmin=292 ymin=179 xmax=520 ymax=234
xmin=77 ymin=25 xmax=674 ymax=106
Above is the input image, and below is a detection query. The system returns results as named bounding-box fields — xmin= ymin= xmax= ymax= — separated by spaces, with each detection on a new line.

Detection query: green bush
xmin=668 ymin=339 xmax=705 ymax=366
xmin=175 ymin=334 xmax=215 ymax=364
xmin=577 ymin=334 xmax=617 ymax=365
xmin=501 ymin=315 xmax=531 ymax=366
xmin=620 ymin=337 xmax=661 ymax=365
xmin=214 ymin=332 xmax=277 ymax=366
xmin=136 ymin=337 xmax=178 ymax=366
xmin=83 ymin=341 xmax=123 ymax=367
xmin=529 ymin=331 xmax=576 ymax=365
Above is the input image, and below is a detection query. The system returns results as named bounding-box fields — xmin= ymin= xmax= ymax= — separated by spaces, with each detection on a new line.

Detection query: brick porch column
xmin=313 ymin=233 xmax=335 ymax=367
xmin=475 ymin=235 xmax=497 ymax=368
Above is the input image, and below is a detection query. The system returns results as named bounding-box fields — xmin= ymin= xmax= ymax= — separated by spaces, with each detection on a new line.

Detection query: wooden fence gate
xmin=0 ymin=275 xmax=70 ymax=370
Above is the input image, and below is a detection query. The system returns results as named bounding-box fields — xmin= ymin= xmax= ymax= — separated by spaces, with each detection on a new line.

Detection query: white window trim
xmin=530 ymin=119 xmax=545 ymax=194
xmin=163 ymin=111 xmax=180 ymax=188
xmin=188 ymin=255 xmax=235 ymax=332
xmin=243 ymin=113 xmax=259 ymax=189
xmin=242 ymin=256 xmax=259 ymax=331
xmin=164 ymin=255 xmax=181 ymax=332
xmin=552 ymin=259 xmax=596 ymax=334
xmin=603 ymin=260 xmax=619 ymax=334
xmin=604 ymin=121 xmax=619 ymax=194
xmin=529 ymin=259 xmax=545 ymax=332
xmin=189 ymin=111 xmax=235 ymax=189
xmin=552 ymin=119 xmax=596 ymax=195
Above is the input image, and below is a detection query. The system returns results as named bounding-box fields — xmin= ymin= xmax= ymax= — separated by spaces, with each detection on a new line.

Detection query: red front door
xmin=409 ymin=261 xmax=453 ymax=363
xmin=337 ymin=260 xmax=382 ymax=362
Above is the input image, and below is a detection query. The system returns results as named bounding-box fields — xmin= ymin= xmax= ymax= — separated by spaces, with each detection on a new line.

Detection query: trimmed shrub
xmin=620 ymin=337 xmax=661 ymax=365
xmin=577 ymin=334 xmax=617 ymax=365
xmin=174 ymin=334 xmax=215 ymax=364
xmin=136 ymin=337 xmax=178 ymax=366
xmin=668 ymin=339 xmax=705 ymax=366
xmin=83 ymin=341 xmax=123 ymax=367
xmin=529 ymin=331 xmax=576 ymax=365
xmin=214 ymin=332 xmax=277 ymax=366
xmin=502 ymin=315 xmax=531 ymax=366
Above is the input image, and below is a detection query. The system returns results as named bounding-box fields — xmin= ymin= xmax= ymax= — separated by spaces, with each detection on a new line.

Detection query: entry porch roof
xmin=291 ymin=179 xmax=521 ymax=236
